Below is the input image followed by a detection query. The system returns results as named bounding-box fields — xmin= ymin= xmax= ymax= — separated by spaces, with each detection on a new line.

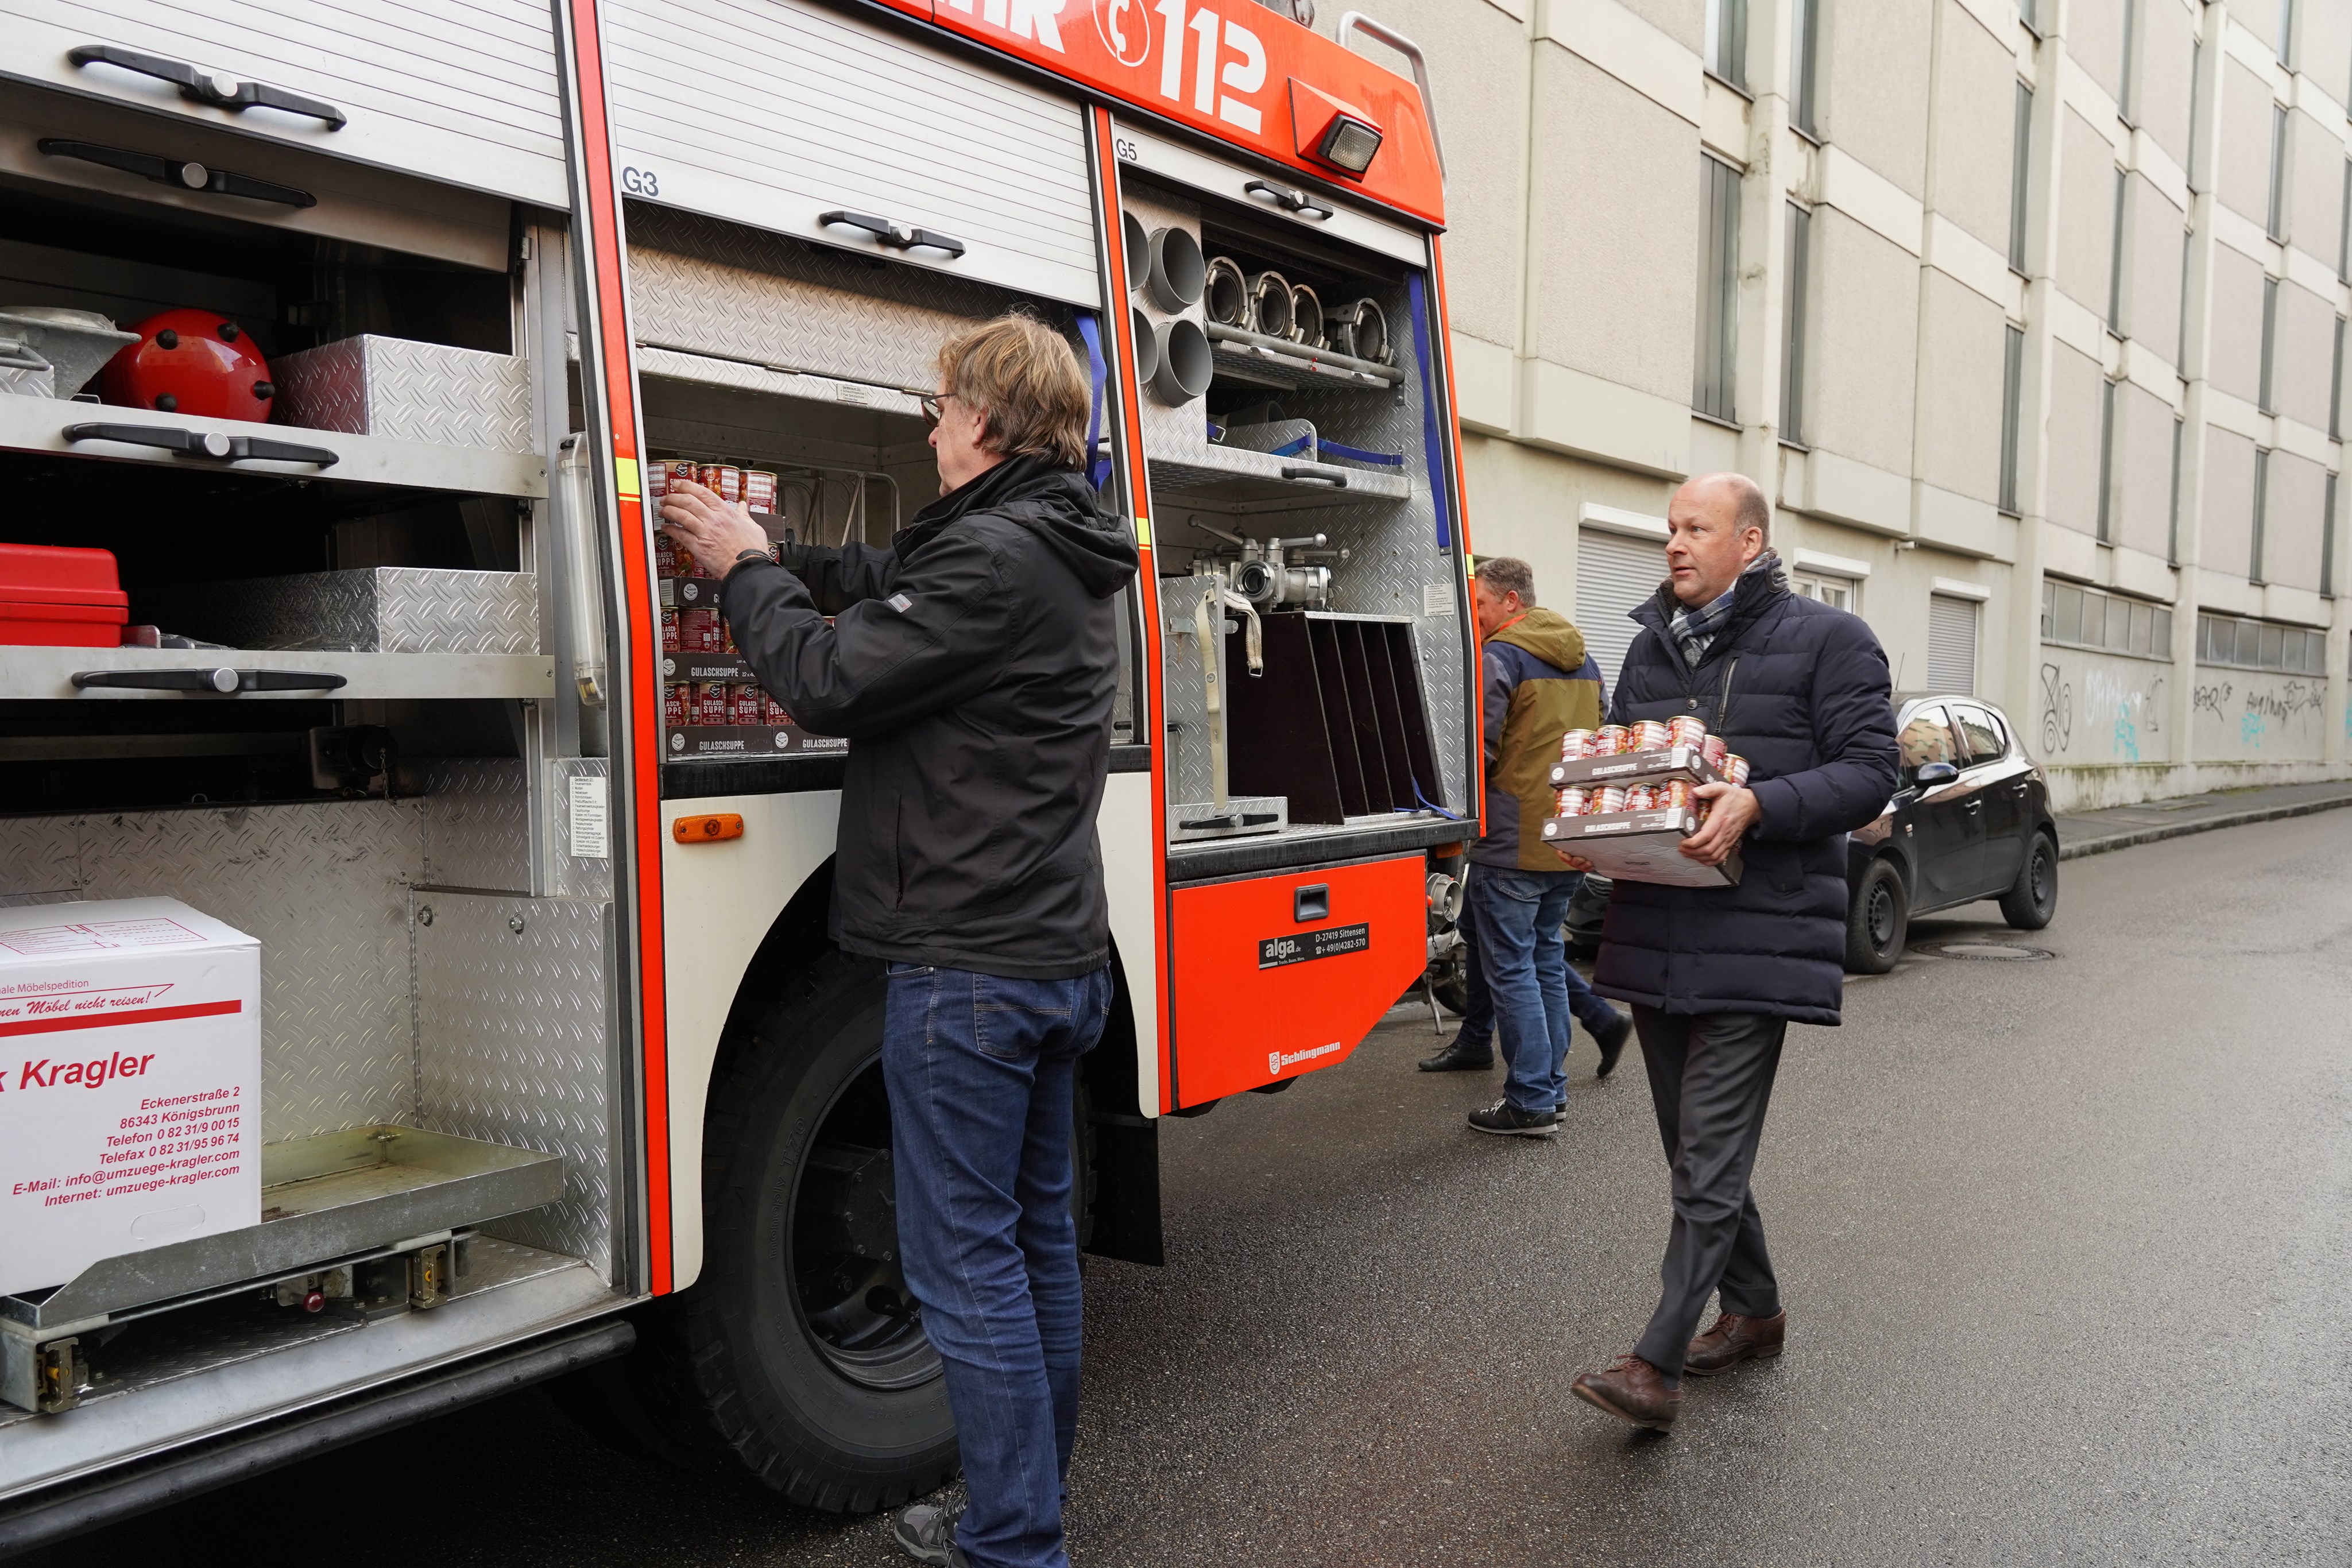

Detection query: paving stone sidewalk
xmin=2053 ymin=776 xmax=2352 ymax=859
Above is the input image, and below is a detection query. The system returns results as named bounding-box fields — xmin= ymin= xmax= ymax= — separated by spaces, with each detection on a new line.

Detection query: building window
xmin=1999 ymin=324 xmax=2025 ymax=515
xmin=2324 ymin=472 xmax=2339 ymax=599
xmin=2177 ymin=228 xmax=2194 ymax=367
xmin=2252 ymin=448 xmax=2270 ymax=583
xmin=1793 ymin=573 xmax=1856 ymax=611
xmin=2187 ymin=42 xmax=2203 ymax=188
xmin=1927 ymin=594 xmax=1981 ymax=694
xmin=2106 ymin=168 xmax=2127 ymax=332
xmin=1790 ymin=0 xmax=1820 ymax=136
xmin=2168 ymin=415 xmax=2184 ymax=564
xmin=2020 ymin=0 xmax=2040 ymax=37
xmin=2259 ymin=277 xmax=2278 ymax=414
xmin=2277 ymin=0 xmax=2295 ymax=60
xmin=2341 ymin=161 xmax=2351 ymax=280
xmin=2095 ymin=379 xmax=2119 ymax=543
xmin=2198 ymin=611 xmax=2324 ymax=672
xmin=2267 ymin=105 xmax=2287 ymax=241
xmin=1706 ymin=0 xmax=1748 ymax=89
xmin=2009 ymin=83 xmax=2033 ymax=273
xmin=1695 ymin=155 xmax=1742 ymax=424
xmin=2118 ymin=0 xmax=2139 ymax=122
xmin=2332 ymin=316 xmax=2345 ymax=439
xmin=1782 ymin=203 xmax=1811 ymax=446
xmin=2043 ymin=579 xmax=2175 ymax=660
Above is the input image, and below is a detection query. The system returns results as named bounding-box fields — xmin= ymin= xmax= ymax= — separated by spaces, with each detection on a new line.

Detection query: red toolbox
xmin=0 ymin=543 xmax=130 ymax=646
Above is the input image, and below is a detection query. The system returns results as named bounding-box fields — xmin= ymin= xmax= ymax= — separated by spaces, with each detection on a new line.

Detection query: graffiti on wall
xmin=2039 ymin=649 xmax=2167 ymax=765
xmin=2191 ymin=673 xmax=2327 ymax=761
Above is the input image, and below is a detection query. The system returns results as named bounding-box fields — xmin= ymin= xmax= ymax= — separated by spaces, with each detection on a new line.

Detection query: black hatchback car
xmin=1842 ymin=694 xmax=2059 ymax=971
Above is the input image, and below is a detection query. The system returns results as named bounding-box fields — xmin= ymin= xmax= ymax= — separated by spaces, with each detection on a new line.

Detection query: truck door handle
xmin=38 ymin=138 xmax=316 ymax=207
xmin=1243 ymin=179 xmax=1333 ymax=222
xmin=817 ymin=210 xmax=966 ymax=258
xmin=73 ymin=667 xmax=349 ymax=693
xmin=68 ymin=43 xmax=349 ymax=128
xmin=64 ymin=421 xmax=339 ymax=467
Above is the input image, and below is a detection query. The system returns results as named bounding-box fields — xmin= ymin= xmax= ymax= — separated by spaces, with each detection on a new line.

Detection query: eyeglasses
xmin=920 ymin=393 xmax=947 ymax=429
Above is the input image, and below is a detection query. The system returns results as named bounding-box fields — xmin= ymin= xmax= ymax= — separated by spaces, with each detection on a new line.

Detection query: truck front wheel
xmin=675 ymin=951 xmax=957 ymax=1511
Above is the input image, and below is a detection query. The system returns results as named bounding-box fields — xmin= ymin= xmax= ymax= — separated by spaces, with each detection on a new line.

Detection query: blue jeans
xmin=1463 ymin=865 xmax=1617 ymax=1113
xmin=883 ymin=962 xmax=1114 ymax=1568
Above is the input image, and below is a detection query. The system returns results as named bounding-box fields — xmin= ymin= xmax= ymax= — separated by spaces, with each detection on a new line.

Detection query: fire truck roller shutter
xmin=604 ymin=0 xmax=1102 ymax=306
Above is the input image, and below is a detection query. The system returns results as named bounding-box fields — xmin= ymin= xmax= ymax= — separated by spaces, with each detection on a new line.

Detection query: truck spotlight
xmin=1316 ymin=114 xmax=1382 ymax=175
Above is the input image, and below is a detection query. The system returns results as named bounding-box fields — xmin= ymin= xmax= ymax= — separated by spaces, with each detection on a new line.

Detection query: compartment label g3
xmin=1258 ymin=923 xmax=1369 ymax=969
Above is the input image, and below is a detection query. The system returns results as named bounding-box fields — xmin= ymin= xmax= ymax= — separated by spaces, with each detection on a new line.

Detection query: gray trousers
xmin=1630 ymin=1006 xmax=1788 ymax=1380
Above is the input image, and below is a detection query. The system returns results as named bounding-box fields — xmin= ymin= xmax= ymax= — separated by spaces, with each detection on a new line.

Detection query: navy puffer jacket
xmin=1592 ymin=568 xmax=1899 ymax=1025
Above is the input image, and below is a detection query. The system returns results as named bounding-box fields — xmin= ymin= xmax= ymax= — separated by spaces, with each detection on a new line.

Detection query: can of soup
xmin=655 ymin=532 xmax=679 ymax=578
xmin=1659 ymin=779 xmax=1693 ymax=811
xmin=1701 ymin=734 xmax=1730 ymax=774
xmin=1593 ymin=785 xmax=1629 ymax=814
xmin=693 ymin=682 xmax=732 ymax=726
xmin=660 ymin=609 xmax=679 ymax=653
xmin=722 ymin=618 xmax=738 ymax=655
xmin=1555 ymin=785 xmax=1591 ymax=817
xmin=744 ymin=470 xmax=777 ymax=512
xmin=662 ymin=459 xmax=697 ymax=495
xmin=764 ymin=691 xmax=791 ymax=728
xmin=1722 ymin=753 xmax=1751 ymax=787
xmin=730 ymin=683 xmax=764 ymax=726
xmin=1594 ymin=725 xmax=1631 ymax=756
xmin=1630 ymin=719 xmax=1672 ymax=752
xmin=1560 ymin=729 xmax=1596 ymax=761
xmin=1668 ymin=715 xmax=1708 ymax=748
xmin=663 ymin=684 xmax=685 ymax=730
xmin=679 ymin=609 xmax=722 ymax=652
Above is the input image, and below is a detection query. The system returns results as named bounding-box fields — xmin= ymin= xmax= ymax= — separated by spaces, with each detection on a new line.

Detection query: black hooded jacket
xmin=720 ymin=454 xmax=1139 ymax=979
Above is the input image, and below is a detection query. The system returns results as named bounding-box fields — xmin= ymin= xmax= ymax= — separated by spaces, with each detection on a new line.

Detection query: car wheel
xmin=1998 ymin=831 xmax=2059 ymax=930
xmin=1844 ymin=858 xmax=1908 ymax=974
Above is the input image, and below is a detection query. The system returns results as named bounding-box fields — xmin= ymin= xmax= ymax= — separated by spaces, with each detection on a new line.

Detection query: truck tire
xmin=667 ymin=950 xmax=958 ymax=1512
xmin=1843 ymin=858 xmax=1908 ymax=974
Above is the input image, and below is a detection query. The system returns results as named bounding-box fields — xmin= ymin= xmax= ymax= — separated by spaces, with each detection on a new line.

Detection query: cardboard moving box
xmin=0 ymin=898 xmax=262 ymax=1298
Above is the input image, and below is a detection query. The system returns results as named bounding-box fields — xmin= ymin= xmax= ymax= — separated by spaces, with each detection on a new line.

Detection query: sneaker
xmin=1592 ymin=1009 xmax=1633 ymax=1079
xmin=891 ymin=1502 xmax=964 ymax=1566
xmin=1467 ymin=1097 xmax=1558 ymax=1137
xmin=1418 ymin=1035 xmax=1495 ymax=1071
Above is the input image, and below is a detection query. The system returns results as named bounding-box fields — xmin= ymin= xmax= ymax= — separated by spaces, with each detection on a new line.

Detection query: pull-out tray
xmin=2 ymin=1126 xmax=562 ymax=1330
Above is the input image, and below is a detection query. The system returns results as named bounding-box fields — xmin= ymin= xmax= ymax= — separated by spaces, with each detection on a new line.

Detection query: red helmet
xmin=100 ymin=309 xmax=274 ymax=422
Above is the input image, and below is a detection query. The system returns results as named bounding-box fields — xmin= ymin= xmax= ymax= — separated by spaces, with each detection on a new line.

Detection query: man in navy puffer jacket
xmin=1564 ymin=473 xmax=1898 ymax=1433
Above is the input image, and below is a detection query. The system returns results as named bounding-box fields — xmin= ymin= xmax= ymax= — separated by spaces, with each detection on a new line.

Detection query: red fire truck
xmin=0 ymin=0 xmax=1472 ymax=1538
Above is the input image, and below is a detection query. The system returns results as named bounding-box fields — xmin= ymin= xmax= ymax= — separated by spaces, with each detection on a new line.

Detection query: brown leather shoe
xmin=1570 ymin=1353 xmax=1681 ymax=1430
xmin=1682 ymin=1310 xmax=1786 ymax=1376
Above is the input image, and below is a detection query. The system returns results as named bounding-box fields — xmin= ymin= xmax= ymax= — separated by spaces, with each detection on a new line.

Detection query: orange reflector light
xmin=672 ymin=812 xmax=744 ymax=843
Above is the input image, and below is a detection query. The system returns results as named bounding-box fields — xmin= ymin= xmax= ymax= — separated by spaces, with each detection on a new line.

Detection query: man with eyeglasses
xmin=659 ymin=313 xmax=1138 ymax=1568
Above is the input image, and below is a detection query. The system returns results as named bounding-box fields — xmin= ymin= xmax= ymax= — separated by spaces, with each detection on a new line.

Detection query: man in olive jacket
xmin=1431 ymin=557 xmax=1633 ymax=1137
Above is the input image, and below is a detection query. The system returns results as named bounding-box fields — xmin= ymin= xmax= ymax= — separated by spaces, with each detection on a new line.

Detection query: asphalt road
xmin=26 ymin=814 xmax=2352 ymax=1566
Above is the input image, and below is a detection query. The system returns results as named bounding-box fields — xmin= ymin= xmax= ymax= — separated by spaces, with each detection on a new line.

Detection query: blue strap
xmin=1407 ymin=273 xmax=1451 ymax=548
xmin=1317 ymin=438 xmax=1404 ymax=468
xmin=1076 ymin=311 xmax=1110 ymax=490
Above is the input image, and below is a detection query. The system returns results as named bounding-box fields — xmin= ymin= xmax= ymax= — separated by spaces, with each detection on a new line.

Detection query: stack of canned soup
xmin=649 ymin=459 xmax=794 ymax=738
xmin=1551 ymin=717 xmax=1751 ymax=820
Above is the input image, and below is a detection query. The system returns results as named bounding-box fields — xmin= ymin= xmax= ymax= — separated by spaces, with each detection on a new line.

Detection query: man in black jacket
xmin=1561 ymin=472 xmax=1897 ymax=1433
xmin=659 ymin=313 xmax=1138 ymax=1568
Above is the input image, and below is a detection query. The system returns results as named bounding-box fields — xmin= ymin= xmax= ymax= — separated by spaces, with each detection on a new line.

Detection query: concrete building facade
xmin=1324 ymin=0 xmax=2352 ymax=810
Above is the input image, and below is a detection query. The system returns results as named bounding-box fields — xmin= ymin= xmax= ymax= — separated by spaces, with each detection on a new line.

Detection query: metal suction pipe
xmin=1201 ymin=255 xmax=1249 ymax=327
xmin=1245 ymin=270 xmax=1293 ymax=340
xmin=1151 ymin=318 xmax=1213 ymax=405
xmin=1146 ymin=226 xmax=1205 ymax=311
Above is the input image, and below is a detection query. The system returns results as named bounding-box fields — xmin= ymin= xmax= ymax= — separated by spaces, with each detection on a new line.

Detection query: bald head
xmin=1665 ymin=471 xmax=1770 ymax=607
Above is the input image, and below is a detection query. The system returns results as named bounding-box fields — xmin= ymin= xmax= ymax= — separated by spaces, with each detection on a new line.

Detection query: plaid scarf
xmin=1668 ymin=548 xmax=1783 ymax=669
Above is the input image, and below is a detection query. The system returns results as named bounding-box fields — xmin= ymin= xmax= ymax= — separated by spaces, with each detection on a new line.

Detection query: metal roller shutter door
xmin=1927 ymin=594 xmax=1979 ymax=694
xmin=605 ymin=0 xmax=1101 ymax=307
xmin=1573 ymin=531 xmax=1667 ymax=702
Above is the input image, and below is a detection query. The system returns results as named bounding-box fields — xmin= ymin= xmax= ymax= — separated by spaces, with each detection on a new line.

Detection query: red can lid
xmin=0 ymin=543 xmax=129 ymax=608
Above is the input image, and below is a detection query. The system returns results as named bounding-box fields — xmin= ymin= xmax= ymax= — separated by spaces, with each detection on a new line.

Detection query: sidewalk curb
xmin=2057 ymin=791 xmax=2352 ymax=861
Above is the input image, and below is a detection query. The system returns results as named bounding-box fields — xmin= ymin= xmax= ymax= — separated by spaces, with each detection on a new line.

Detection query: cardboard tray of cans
xmin=667 ymin=724 xmax=848 ymax=760
xmin=1541 ymin=807 xmax=1742 ymax=888
xmin=1550 ymin=742 xmax=1723 ymax=789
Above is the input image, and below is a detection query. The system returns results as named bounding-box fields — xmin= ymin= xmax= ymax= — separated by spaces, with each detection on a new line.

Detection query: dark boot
xmin=1683 ymin=1309 xmax=1786 ymax=1376
xmin=1418 ymin=1035 xmax=1494 ymax=1071
xmin=1570 ymin=1353 xmax=1681 ymax=1430
xmin=1591 ymin=1008 xmax=1633 ymax=1078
